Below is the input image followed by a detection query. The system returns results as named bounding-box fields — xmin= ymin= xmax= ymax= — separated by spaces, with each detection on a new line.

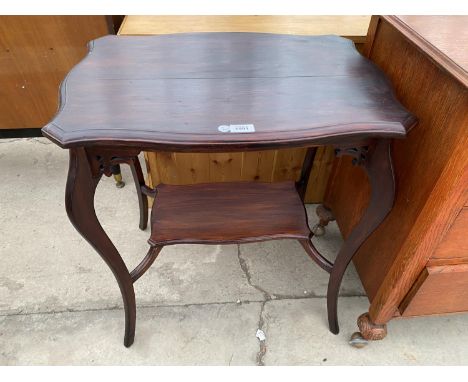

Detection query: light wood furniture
xmin=0 ymin=16 xmax=118 ymax=135
xmin=118 ymin=16 xmax=371 ymax=203
xmin=322 ymin=16 xmax=468 ymax=342
xmin=42 ymin=32 xmax=414 ymax=347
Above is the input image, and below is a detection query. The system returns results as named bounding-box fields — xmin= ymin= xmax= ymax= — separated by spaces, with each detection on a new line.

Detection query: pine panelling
xmin=305 ymin=146 xmax=336 ymax=202
xmin=241 ymin=150 xmax=277 ymax=182
xmin=209 ymin=153 xmax=244 ymax=182
xmin=119 ymin=16 xmax=370 ymax=203
xmin=120 ymin=16 xmax=370 ymax=42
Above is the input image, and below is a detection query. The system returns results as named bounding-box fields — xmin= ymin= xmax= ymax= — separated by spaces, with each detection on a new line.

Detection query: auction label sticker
xmin=218 ymin=124 xmax=255 ymax=133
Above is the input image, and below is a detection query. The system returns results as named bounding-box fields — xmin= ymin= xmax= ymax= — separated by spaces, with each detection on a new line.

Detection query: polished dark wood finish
xmin=296 ymin=148 xmax=317 ymax=200
xmin=42 ymin=33 xmax=415 ymax=150
xmin=129 ymin=157 xmax=148 ymax=230
xmin=299 ymin=235 xmax=333 ymax=273
xmin=43 ymin=33 xmax=415 ymax=347
xmin=65 ymin=148 xmax=136 ymax=347
xmin=130 ymin=246 xmax=162 ymax=283
xmin=328 ymin=139 xmax=395 ymax=334
xmin=149 ymin=181 xmax=310 ymax=245
xmin=324 ymin=16 xmax=467 ymax=341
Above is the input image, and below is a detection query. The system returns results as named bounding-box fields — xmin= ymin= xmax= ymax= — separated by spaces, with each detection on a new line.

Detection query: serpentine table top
xmin=42 ymin=33 xmax=416 ymax=151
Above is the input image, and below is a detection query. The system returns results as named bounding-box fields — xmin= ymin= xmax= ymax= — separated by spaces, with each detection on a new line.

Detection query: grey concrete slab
xmin=263 ymin=298 xmax=468 ymax=365
xmin=239 ymin=228 xmax=365 ymax=298
xmin=0 ymin=139 xmax=262 ymax=316
xmin=0 ymin=302 xmax=261 ymax=365
xmin=2 ymin=138 xmax=468 ymax=365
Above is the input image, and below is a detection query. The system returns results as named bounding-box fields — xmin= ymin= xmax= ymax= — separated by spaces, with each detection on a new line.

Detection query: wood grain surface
xmin=42 ymin=33 xmax=414 ymax=150
xmin=148 ymin=181 xmax=311 ymax=245
xmin=430 ymin=208 xmax=468 ymax=262
xmin=399 ymin=264 xmax=468 ymax=316
xmin=392 ymin=16 xmax=468 ymax=86
xmin=324 ymin=15 xmax=468 ymax=325
xmin=120 ymin=16 xmax=371 ymax=43
xmin=0 ymin=16 xmax=112 ymax=129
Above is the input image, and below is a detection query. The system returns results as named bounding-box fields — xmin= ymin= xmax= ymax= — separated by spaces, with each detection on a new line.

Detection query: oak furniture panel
xmin=430 ymin=208 xmax=468 ymax=263
xmin=400 ymin=264 xmax=468 ymax=317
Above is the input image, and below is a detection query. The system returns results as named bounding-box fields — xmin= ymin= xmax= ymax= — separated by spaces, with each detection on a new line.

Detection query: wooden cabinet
xmin=324 ymin=16 xmax=468 ymax=339
xmin=400 ymin=264 xmax=468 ymax=317
xmin=118 ymin=16 xmax=371 ymax=204
xmin=0 ymin=16 xmax=117 ymax=135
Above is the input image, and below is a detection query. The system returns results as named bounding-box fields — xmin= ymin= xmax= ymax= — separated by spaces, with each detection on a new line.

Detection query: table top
xmin=42 ymin=33 xmax=416 ymax=151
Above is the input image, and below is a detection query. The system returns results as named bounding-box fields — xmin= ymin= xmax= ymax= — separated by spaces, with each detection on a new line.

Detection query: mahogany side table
xmin=42 ymin=33 xmax=416 ymax=347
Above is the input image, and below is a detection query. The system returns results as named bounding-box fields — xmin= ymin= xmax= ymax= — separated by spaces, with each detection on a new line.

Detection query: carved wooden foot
xmin=312 ymin=204 xmax=335 ymax=236
xmin=349 ymin=313 xmax=387 ymax=348
xmin=357 ymin=312 xmax=387 ymax=340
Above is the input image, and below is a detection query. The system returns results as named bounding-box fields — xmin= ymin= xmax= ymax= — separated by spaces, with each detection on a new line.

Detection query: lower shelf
xmin=148 ymin=181 xmax=311 ymax=245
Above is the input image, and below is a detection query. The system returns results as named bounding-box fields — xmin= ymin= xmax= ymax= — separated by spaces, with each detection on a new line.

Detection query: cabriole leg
xmin=327 ymin=139 xmax=395 ymax=335
xmin=65 ymin=148 xmax=136 ymax=347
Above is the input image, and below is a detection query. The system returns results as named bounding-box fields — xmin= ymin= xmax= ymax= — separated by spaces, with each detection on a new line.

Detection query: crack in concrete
xmin=237 ymin=245 xmax=272 ymax=366
xmin=0 ymin=291 xmax=366 ymax=318
xmin=0 ymin=138 xmax=51 ymax=145
xmin=26 ymin=138 xmax=52 ymax=145
xmin=235 ymin=245 xmax=366 ymax=365
xmin=256 ymin=300 xmax=268 ymax=366
xmin=0 ymin=300 xmax=263 ymax=318
xmin=0 ymin=138 xmax=23 ymax=144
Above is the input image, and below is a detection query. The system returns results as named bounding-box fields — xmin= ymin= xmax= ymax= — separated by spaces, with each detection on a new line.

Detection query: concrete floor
xmin=1 ymin=137 xmax=467 ymax=365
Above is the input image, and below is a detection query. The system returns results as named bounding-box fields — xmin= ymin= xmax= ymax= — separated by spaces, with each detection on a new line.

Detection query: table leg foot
xmin=312 ymin=205 xmax=335 ymax=236
xmin=357 ymin=312 xmax=387 ymax=341
xmin=111 ymin=164 xmax=125 ymax=188
xmin=327 ymin=139 xmax=395 ymax=335
xmin=124 ymin=320 xmax=136 ymax=348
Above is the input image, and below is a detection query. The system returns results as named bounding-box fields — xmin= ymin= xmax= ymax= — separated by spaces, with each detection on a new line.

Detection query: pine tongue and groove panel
xmin=119 ymin=16 xmax=369 ymax=204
